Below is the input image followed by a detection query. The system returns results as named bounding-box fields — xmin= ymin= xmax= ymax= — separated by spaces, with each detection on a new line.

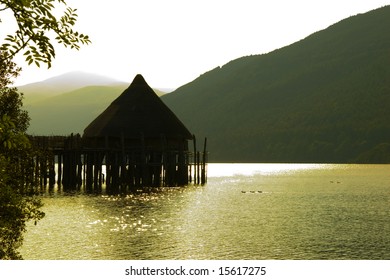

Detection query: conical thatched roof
xmin=83 ymin=74 xmax=192 ymax=139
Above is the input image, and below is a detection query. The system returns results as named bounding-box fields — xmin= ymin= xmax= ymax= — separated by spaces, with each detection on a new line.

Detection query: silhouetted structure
xmin=29 ymin=75 xmax=207 ymax=193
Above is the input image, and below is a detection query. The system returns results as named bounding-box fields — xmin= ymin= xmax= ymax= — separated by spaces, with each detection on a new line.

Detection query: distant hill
xmin=162 ymin=6 xmax=390 ymax=163
xmin=21 ymin=73 xmax=166 ymax=135
xmin=20 ymin=71 xmax=124 ymax=104
xmin=25 ymin=85 xmax=126 ymax=134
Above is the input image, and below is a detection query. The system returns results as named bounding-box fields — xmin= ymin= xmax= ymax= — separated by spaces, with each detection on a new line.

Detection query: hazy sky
xmin=6 ymin=0 xmax=390 ymax=88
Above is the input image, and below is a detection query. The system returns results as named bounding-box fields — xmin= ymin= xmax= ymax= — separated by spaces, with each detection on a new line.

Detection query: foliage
xmin=0 ymin=53 xmax=45 ymax=259
xmin=0 ymin=89 xmax=29 ymax=132
xmin=0 ymin=110 xmax=45 ymax=260
xmin=0 ymin=163 xmax=44 ymax=260
xmin=0 ymin=49 xmax=20 ymax=87
xmin=162 ymin=6 xmax=390 ymax=163
xmin=1 ymin=0 xmax=90 ymax=259
xmin=0 ymin=53 xmax=30 ymax=150
xmin=0 ymin=0 xmax=91 ymax=67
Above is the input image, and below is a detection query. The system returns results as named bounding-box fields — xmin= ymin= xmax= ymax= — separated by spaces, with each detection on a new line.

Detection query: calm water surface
xmin=20 ymin=164 xmax=390 ymax=260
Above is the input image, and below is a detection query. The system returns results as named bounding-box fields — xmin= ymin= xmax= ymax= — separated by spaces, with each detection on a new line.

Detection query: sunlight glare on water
xmin=20 ymin=164 xmax=390 ymax=260
xmin=207 ymin=163 xmax=326 ymax=177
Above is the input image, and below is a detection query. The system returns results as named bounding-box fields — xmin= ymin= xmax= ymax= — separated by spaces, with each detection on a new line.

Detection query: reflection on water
xmin=20 ymin=164 xmax=390 ymax=259
xmin=207 ymin=163 xmax=324 ymax=176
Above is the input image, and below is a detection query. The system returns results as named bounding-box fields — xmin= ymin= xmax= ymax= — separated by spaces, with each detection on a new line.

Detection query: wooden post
xmin=57 ymin=152 xmax=62 ymax=188
xmin=105 ymin=136 xmax=111 ymax=191
xmin=193 ymin=135 xmax=197 ymax=185
xmin=112 ymin=151 xmax=120 ymax=192
xmin=160 ymin=135 xmax=167 ymax=187
xmin=48 ymin=153 xmax=55 ymax=189
xmin=178 ymin=140 xmax=187 ymax=186
xmin=201 ymin=137 xmax=207 ymax=185
xmin=106 ymin=152 xmax=111 ymax=190
xmin=42 ymin=153 xmax=48 ymax=188
xmin=196 ymin=151 xmax=200 ymax=185
xmin=76 ymin=142 xmax=83 ymax=189
xmin=120 ymin=133 xmax=126 ymax=190
xmin=86 ymin=151 xmax=93 ymax=192
xmin=93 ymin=152 xmax=100 ymax=191
xmin=96 ymin=151 xmax=103 ymax=192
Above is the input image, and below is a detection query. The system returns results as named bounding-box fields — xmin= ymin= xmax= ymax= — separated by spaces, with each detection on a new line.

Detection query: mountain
xmin=21 ymin=73 xmax=166 ymax=135
xmin=20 ymin=71 xmax=125 ymax=104
xmin=162 ymin=6 xmax=390 ymax=163
xmin=25 ymin=85 xmax=126 ymax=134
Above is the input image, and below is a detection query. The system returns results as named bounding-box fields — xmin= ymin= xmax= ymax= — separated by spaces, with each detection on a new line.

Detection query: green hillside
xmin=20 ymin=71 xmax=124 ymax=105
xmin=25 ymin=85 xmax=126 ymax=135
xmin=162 ymin=6 xmax=390 ymax=163
xmin=24 ymin=83 xmax=167 ymax=135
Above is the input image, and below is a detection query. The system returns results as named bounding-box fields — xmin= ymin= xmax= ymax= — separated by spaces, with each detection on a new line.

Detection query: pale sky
xmin=4 ymin=0 xmax=390 ymax=88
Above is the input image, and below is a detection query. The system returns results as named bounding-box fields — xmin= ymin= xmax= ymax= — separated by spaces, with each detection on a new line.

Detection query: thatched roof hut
xmin=41 ymin=74 xmax=207 ymax=190
xmin=27 ymin=75 xmax=205 ymax=191
xmin=83 ymin=74 xmax=192 ymax=149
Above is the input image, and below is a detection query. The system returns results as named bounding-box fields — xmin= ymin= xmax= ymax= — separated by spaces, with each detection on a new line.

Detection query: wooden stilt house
xmin=82 ymin=74 xmax=199 ymax=191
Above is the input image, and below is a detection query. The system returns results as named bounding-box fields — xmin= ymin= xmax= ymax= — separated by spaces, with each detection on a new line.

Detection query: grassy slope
xmin=25 ymin=85 xmax=126 ymax=135
xmin=24 ymin=84 xmax=167 ymax=135
xmin=162 ymin=6 xmax=390 ymax=162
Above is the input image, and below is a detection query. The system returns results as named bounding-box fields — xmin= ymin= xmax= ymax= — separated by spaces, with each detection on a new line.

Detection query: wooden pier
xmin=26 ymin=74 xmax=207 ymax=193
xmin=29 ymin=134 xmax=208 ymax=193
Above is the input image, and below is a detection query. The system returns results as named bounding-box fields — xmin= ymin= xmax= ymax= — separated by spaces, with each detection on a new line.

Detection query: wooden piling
xmin=193 ymin=135 xmax=197 ymax=185
xmin=27 ymin=133 xmax=207 ymax=193
xmin=201 ymin=137 xmax=208 ymax=185
xmin=57 ymin=153 xmax=62 ymax=188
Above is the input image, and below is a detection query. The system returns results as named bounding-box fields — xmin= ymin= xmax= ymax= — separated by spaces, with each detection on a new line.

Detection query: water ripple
xmin=20 ymin=164 xmax=390 ymax=259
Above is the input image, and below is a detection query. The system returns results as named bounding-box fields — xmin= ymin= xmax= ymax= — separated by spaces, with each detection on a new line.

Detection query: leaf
xmin=1 ymin=0 xmax=90 ymax=67
xmin=7 ymin=140 xmax=13 ymax=150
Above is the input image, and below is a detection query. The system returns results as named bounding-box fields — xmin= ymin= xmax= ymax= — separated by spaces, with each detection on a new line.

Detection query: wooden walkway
xmin=28 ymin=134 xmax=208 ymax=193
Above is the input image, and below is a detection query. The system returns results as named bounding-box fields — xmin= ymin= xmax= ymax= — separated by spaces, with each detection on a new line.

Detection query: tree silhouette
xmin=0 ymin=0 xmax=90 ymax=259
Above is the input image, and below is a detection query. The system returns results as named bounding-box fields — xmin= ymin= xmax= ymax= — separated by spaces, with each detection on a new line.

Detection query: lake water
xmin=20 ymin=164 xmax=390 ymax=260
